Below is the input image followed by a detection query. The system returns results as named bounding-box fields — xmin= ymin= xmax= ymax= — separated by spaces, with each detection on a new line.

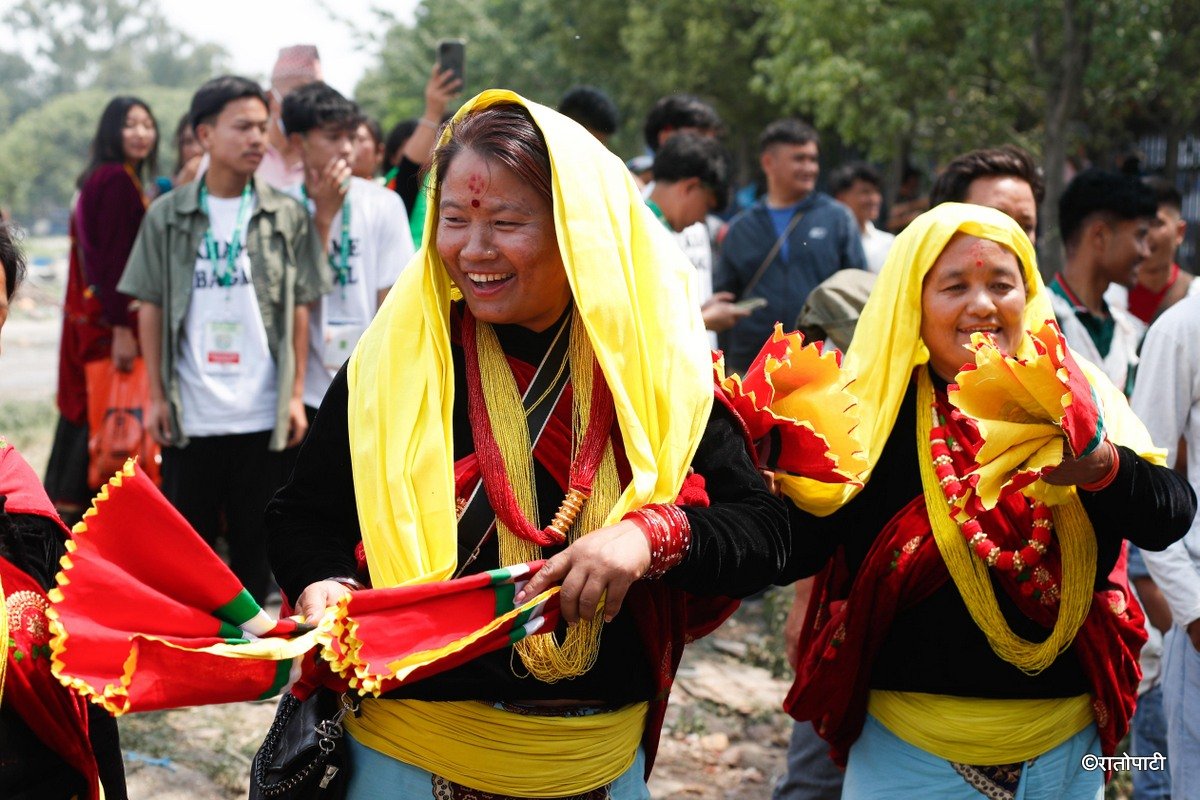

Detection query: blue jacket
xmin=714 ymin=192 xmax=865 ymax=371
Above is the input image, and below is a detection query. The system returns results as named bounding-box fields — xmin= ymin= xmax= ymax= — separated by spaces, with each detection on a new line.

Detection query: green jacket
xmin=118 ymin=176 xmax=329 ymax=451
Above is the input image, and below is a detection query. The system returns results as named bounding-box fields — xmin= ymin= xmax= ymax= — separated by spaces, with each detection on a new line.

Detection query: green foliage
xmin=8 ymin=0 xmax=229 ymax=97
xmin=355 ymin=0 xmax=571 ymax=130
xmin=0 ymin=0 xmax=220 ymax=221
xmin=354 ymin=0 xmax=778 ymax=162
xmin=0 ymin=87 xmax=191 ymax=221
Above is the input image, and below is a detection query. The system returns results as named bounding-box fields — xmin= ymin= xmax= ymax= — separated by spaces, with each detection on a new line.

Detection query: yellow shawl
xmin=345 ymin=90 xmax=714 ymax=588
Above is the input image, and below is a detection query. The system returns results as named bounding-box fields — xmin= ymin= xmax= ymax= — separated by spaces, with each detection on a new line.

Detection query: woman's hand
xmin=513 ymin=520 xmax=651 ymax=625
xmin=1042 ymin=439 xmax=1116 ymax=487
xmin=294 ymin=580 xmax=353 ymax=624
xmin=111 ymin=325 xmax=138 ymax=372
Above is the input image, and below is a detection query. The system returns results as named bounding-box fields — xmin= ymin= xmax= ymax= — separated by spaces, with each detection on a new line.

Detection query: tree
xmin=755 ymin=0 xmax=1168 ymax=272
xmin=355 ymin=0 xmax=572 ymax=131
xmin=0 ymin=87 xmax=191 ymax=222
xmin=354 ymin=0 xmax=776 ymax=162
xmin=7 ymin=0 xmax=228 ymax=98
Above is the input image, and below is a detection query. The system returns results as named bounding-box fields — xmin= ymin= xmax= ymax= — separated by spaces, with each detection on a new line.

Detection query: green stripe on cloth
xmin=487 ymin=566 xmax=515 ymax=586
xmin=509 ymin=623 xmax=530 ymax=645
xmin=257 ymin=658 xmax=294 ymax=700
xmin=1078 ymin=387 xmax=1106 ymax=458
xmin=217 ymin=621 xmax=245 ymax=640
xmin=213 ymin=589 xmax=262 ymax=627
xmin=494 ymin=583 xmax=515 ymax=616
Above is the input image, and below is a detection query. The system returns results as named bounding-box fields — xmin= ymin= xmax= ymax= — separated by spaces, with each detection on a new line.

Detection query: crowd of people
xmin=1 ymin=40 xmax=1200 ymax=800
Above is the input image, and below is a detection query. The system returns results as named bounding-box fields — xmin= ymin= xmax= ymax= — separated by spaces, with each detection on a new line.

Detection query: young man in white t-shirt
xmin=119 ymin=76 xmax=328 ymax=602
xmin=280 ymin=82 xmax=414 ymax=417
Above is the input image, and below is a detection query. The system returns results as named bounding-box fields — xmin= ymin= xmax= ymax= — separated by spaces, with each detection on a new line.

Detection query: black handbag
xmin=249 ymin=687 xmax=356 ymax=799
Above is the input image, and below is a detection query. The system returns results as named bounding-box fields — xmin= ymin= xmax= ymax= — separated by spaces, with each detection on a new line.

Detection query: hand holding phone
xmin=733 ymin=297 xmax=768 ymax=312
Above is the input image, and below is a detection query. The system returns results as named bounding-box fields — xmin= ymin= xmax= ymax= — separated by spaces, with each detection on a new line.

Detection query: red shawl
xmin=784 ymin=395 xmax=1145 ymax=765
xmin=1 ymin=443 xmax=101 ymax=799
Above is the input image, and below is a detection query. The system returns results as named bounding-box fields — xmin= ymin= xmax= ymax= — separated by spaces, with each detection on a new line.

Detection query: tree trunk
xmin=1165 ymin=129 xmax=1181 ymax=183
xmin=1038 ymin=0 xmax=1091 ymax=279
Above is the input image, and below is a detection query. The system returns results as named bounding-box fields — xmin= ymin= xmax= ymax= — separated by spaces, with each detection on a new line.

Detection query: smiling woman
xmin=264 ymin=92 xmax=791 ymax=799
xmin=776 ymin=203 xmax=1196 ymax=799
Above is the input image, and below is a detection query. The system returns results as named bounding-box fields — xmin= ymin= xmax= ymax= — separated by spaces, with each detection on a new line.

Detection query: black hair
xmin=1142 ymin=175 xmax=1183 ymax=214
xmin=929 ymin=145 xmax=1045 ymax=207
xmin=758 ymin=119 xmax=819 ymax=154
xmin=361 ymin=117 xmax=384 ymax=147
xmin=643 ymin=94 xmax=722 ymax=151
xmin=172 ymin=112 xmax=194 ymax=175
xmin=383 ymin=119 xmax=419 ymax=168
xmin=281 ymin=81 xmax=362 ymax=136
xmin=1 ymin=220 xmax=26 ymax=300
xmin=1059 ymin=169 xmax=1158 ymax=248
xmin=189 ymin=75 xmax=269 ymax=131
xmin=77 ymin=95 xmax=158 ymax=188
xmin=829 ymin=162 xmax=882 ymax=196
xmin=558 ymin=86 xmax=620 ymax=137
xmin=651 ymin=132 xmax=731 ymax=209
xmin=433 ymin=103 xmax=552 ymax=208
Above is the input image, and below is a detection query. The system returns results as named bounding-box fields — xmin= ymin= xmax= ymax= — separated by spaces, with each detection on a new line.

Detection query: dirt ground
xmin=112 ymin=602 xmax=796 ymax=799
xmin=2 ymin=258 xmax=796 ymax=799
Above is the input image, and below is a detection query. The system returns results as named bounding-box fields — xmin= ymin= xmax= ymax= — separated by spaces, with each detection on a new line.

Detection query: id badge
xmin=323 ymin=320 xmax=367 ymax=371
xmin=203 ymin=319 xmax=246 ymax=375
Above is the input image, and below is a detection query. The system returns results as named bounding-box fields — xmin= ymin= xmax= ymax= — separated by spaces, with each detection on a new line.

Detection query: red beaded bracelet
xmin=1078 ymin=440 xmax=1120 ymax=492
xmin=623 ymin=503 xmax=692 ymax=579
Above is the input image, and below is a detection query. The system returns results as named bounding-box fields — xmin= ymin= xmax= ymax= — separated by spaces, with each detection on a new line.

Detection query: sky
xmin=157 ymin=0 xmax=420 ymax=96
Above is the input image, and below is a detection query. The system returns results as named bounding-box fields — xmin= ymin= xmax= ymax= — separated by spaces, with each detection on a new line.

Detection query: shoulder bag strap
xmin=740 ymin=209 xmax=805 ymax=299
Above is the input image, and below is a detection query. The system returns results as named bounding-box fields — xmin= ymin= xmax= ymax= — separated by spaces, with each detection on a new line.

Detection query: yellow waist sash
xmin=867 ymin=690 xmax=1094 ymax=765
xmin=345 ymin=698 xmax=648 ymax=797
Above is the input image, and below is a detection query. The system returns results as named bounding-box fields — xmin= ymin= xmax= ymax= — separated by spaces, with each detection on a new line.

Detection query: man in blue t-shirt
xmin=714 ymin=119 xmax=865 ymax=372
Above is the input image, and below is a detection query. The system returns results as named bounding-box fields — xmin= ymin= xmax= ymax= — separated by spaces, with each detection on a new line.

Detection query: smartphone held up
xmin=437 ymin=39 xmax=466 ymax=89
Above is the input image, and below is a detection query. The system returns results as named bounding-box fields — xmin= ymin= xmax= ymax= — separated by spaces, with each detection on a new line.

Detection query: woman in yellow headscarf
xmin=264 ymin=92 xmax=790 ymax=799
xmin=778 ymin=203 xmax=1194 ymax=799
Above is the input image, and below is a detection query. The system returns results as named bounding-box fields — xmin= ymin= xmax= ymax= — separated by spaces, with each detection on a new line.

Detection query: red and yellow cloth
xmin=1 ymin=439 xmax=101 ymax=800
xmin=45 ymin=460 xmax=562 ymax=716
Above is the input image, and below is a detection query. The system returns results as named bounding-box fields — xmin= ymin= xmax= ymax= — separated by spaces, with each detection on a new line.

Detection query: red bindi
xmin=471 ymin=199 xmax=480 ymax=207
xmin=975 ymin=259 xmax=984 ymax=268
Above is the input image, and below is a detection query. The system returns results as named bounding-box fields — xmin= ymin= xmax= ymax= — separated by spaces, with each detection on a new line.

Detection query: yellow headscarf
xmin=345 ymin=90 xmax=714 ymax=588
xmin=794 ymin=202 xmax=1162 ymax=514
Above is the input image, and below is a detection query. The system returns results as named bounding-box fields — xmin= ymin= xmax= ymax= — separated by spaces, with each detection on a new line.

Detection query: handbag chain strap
xmin=252 ymin=692 xmax=359 ymax=796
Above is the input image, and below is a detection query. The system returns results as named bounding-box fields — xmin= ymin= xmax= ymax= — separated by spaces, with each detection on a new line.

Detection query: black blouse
xmin=266 ymin=313 xmax=790 ymax=703
xmin=778 ymin=379 xmax=1196 ymax=699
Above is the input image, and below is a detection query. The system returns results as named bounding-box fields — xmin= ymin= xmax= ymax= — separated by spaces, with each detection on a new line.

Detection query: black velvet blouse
xmin=266 ymin=311 xmax=791 ymax=703
xmin=777 ymin=379 xmax=1196 ymax=699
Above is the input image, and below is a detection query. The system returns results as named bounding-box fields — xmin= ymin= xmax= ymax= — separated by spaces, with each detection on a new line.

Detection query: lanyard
xmin=301 ymin=185 xmax=352 ymax=286
xmin=199 ymin=180 xmax=254 ymax=288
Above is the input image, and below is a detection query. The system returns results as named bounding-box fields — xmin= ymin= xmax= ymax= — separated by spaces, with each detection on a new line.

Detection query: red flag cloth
xmin=48 ymin=461 xmax=565 ymax=715
xmin=717 ymin=327 xmax=867 ymax=493
xmin=1 ymin=438 xmax=101 ymax=800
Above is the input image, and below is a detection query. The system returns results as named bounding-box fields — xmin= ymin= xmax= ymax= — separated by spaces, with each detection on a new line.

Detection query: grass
xmin=1 ymin=397 xmax=57 ymax=470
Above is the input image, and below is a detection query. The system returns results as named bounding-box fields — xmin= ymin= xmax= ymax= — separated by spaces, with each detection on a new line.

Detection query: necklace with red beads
xmin=930 ymin=405 xmax=1060 ymax=605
